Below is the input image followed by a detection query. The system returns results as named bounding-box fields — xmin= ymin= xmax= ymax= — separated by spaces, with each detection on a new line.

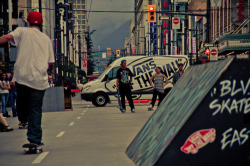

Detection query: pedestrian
xmin=9 ymin=68 xmax=17 ymax=117
xmin=0 ymin=11 xmax=54 ymax=146
xmin=173 ymin=63 xmax=184 ymax=86
xmin=116 ymin=60 xmax=135 ymax=113
xmin=0 ymin=72 xmax=11 ymax=117
xmin=149 ymin=67 xmax=168 ymax=111
xmin=0 ymin=113 xmax=13 ymax=132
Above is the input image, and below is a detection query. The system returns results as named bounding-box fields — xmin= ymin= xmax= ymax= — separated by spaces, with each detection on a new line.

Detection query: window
xmin=107 ymin=67 xmax=120 ymax=80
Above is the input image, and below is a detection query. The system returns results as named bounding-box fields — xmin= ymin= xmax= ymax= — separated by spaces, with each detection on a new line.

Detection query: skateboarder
xmin=0 ymin=12 xmax=54 ymax=146
xmin=116 ymin=60 xmax=135 ymax=113
xmin=149 ymin=67 xmax=168 ymax=111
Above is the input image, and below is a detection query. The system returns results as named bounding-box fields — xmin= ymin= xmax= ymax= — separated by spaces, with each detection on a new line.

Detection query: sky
xmin=87 ymin=0 xmax=134 ymax=51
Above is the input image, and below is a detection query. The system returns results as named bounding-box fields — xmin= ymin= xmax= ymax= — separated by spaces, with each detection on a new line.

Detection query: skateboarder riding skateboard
xmin=116 ymin=60 xmax=135 ymax=113
xmin=0 ymin=12 xmax=55 ymax=147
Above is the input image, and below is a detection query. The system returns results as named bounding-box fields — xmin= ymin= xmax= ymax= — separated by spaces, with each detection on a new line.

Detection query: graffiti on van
xmin=131 ymin=57 xmax=186 ymax=89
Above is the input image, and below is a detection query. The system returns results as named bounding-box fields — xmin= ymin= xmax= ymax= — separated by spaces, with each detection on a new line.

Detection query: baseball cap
xmin=27 ymin=12 xmax=43 ymax=25
xmin=121 ymin=60 xmax=126 ymax=64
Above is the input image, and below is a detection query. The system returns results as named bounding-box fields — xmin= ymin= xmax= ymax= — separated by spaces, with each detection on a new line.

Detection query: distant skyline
xmin=87 ymin=0 xmax=134 ymax=51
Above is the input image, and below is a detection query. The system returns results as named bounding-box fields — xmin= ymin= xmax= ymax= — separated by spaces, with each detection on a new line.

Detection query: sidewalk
xmin=0 ymin=95 xmax=153 ymax=166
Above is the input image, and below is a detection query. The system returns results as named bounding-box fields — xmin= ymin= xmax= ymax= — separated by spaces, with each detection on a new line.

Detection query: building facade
xmin=189 ymin=0 xmax=250 ymax=58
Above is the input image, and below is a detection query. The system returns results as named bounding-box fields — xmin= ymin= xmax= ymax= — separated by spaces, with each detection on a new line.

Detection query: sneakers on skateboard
xmin=22 ymin=143 xmax=44 ymax=154
xmin=19 ymin=122 xmax=28 ymax=129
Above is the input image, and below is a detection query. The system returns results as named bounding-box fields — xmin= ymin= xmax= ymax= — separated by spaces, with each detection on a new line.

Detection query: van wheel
xmin=92 ymin=92 xmax=108 ymax=107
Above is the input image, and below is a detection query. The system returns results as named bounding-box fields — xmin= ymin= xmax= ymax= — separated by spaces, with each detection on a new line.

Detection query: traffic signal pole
xmin=206 ymin=0 xmax=211 ymax=43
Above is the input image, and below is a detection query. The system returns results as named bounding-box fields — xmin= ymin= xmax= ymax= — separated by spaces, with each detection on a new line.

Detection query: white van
xmin=81 ymin=55 xmax=189 ymax=107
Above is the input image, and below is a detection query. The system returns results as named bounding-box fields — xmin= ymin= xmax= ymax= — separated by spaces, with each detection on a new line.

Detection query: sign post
xmin=209 ymin=47 xmax=218 ymax=61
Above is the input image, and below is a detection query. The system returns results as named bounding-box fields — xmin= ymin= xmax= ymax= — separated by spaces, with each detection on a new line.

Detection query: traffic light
xmin=116 ymin=50 xmax=120 ymax=57
xmin=148 ymin=5 xmax=156 ymax=23
xmin=107 ymin=48 xmax=111 ymax=56
xmin=205 ymin=48 xmax=210 ymax=59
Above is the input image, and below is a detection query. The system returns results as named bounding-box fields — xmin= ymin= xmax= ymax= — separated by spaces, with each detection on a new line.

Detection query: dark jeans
xmin=10 ymin=91 xmax=17 ymax=115
xmin=119 ymin=85 xmax=134 ymax=110
xmin=16 ymin=83 xmax=45 ymax=144
xmin=151 ymin=89 xmax=164 ymax=108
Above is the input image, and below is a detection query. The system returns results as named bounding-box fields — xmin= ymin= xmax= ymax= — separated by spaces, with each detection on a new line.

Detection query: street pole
xmin=8 ymin=0 xmax=12 ymax=32
xmin=206 ymin=0 xmax=210 ymax=43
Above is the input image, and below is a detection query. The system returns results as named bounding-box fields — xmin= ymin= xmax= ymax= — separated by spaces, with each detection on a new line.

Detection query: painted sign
xmin=161 ymin=0 xmax=171 ymax=53
xmin=181 ymin=129 xmax=216 ymax=154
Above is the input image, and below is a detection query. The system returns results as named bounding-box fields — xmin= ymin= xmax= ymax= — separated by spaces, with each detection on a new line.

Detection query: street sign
xmin=211 ymin=0 xmax=222 ymax=7
xmin=172 ymin=17 xmax=180 ymax=29
xmin=210 ymin=47 xmax=218 ymax=61
xmin=203 ymin=43 xmax=214 ymax=47
xmin=159 ymin=16 xmax=170 ymax=20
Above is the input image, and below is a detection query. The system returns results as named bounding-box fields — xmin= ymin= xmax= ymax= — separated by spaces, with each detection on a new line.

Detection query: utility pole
xmin=206 ymin=0 xmax=210 ymax=43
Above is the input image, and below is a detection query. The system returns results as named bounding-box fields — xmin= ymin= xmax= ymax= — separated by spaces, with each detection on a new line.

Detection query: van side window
xmin=107 ymin=67 xmax=120 ymax=80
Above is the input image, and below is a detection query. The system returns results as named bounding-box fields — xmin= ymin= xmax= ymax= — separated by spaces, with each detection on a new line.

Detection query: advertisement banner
xmin=82 ymin=46 xmax=87 ymax=73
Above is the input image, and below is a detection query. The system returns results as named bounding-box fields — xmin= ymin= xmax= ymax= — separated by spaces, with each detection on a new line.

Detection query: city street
xmin=0 ymin=94 xmax=153 ymax=166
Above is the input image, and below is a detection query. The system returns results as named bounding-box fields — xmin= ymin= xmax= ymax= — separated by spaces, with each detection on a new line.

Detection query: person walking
xmin=149 ymin=67 xmax=168 ymax=111
xmin=0 ymin=12 xmax=54 ymax=146
xmin=116 ymin=60 xmax=135 ymax=113
xmin=0 ymin=72 xmax=11 ymax=117
xmin=9 ymin=68 xmax=17 ymax=117
xmin=173 ymin=63 xmax=184 ymax=86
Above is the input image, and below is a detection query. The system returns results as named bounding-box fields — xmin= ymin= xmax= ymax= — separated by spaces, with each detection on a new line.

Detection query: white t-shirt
xmin=10 ymin=27 xmax=55 ymax=90
xmin=0 ymin=81 xmax=9 ymax=94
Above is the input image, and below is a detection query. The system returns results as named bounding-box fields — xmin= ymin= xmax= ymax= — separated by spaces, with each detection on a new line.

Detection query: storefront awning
xmin=218 ymin=34 xmax=250 ymax=55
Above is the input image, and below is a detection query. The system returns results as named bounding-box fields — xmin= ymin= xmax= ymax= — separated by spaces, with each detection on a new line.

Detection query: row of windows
xmin=73 ymin=5 xmax=86 ymax=9
xmin=78 ymin=25 xmax=85 ymax=30
xmin=75 ymin=0 xmax=86 ymax=4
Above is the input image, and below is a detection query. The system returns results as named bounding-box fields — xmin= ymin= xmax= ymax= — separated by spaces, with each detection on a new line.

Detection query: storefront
xmin=218 ymin=34 xmax=250 ymax=55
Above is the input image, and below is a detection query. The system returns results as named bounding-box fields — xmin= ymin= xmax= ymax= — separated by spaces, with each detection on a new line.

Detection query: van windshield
xmin=98 ymin=66 xmax=111 ymax=79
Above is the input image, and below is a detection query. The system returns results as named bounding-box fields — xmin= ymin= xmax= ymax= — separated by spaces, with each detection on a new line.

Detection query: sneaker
xmin=122 ymin=109 xmax=126 ymax=113
xmin=37 ymin=142 xmax=44 ymax=147
xmin=3 ymin=114 xmax=10 ymax=118
xmin=131 ymin=108 xmax=135 ymax=113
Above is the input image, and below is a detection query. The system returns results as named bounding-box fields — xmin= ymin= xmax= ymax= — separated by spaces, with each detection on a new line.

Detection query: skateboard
xmin=23 ymin=143 xmax=43 ymax=154
xmin=19 ymin=123 xmax=28 ymax=129
xmin=148 ymin=107 xmax=154 ymax=111
xmin=117 ymin=91 xmax=124 ymax=113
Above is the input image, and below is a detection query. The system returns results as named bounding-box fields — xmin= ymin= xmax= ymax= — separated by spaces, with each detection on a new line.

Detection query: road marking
xmin=69 ymin=122 xmax=75 ymax=126
xmin=76 ymin=117 xmax=81 ymax=119
xmin=83 ymin=110 xmax=87 ymax=113
xmin=56 ymin=131 xmax=65 ymax=138
xmin=32 ymin=151 xmax=49 ymax=164
xmin=81 ymin=113 xmax=85 ymax=115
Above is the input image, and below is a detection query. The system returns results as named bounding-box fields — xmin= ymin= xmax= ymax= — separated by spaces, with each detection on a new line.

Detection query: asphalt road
xmin=0 ymin=94 xmax=154 ymax=166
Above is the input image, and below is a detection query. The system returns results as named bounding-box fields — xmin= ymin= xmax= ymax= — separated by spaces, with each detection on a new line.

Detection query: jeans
xmin=1 ymin=93 xmax=9 ymax=115
xmin=10 ymin=91 xmax=17 ymax=115
xmin=119 ymin=85 xmax=134 ymax=110
xmin=151 ymin=89 xmax=164 ymax=108
xmin=16 ymin=83 xmax=45 ymax=144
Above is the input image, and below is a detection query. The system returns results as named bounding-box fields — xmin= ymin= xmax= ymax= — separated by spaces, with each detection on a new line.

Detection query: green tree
xmin=85 ymin=26 xmax=96 ymax=75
